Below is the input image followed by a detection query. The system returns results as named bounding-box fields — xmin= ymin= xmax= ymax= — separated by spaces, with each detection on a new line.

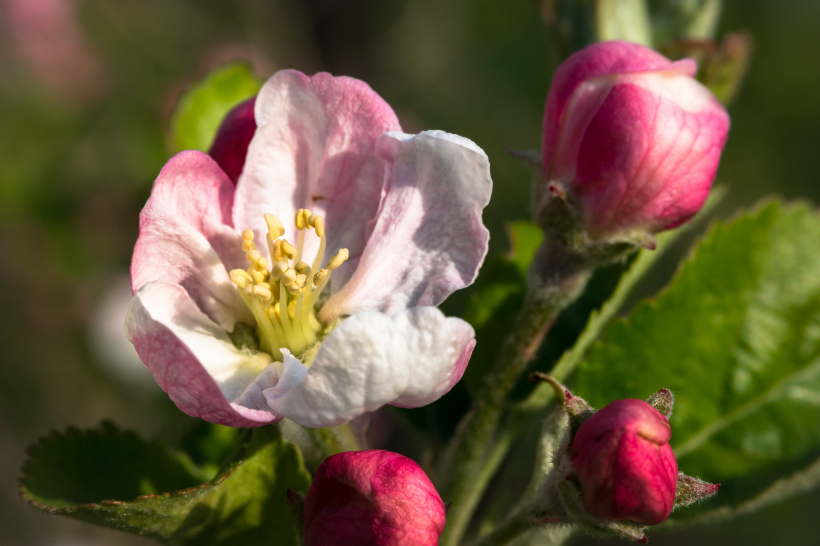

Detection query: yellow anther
xmin=287 ymin=300 xmax=297 ymax=320
xmin=295 ymin=209 xmax=308 ymax=230
xmin=313 ymin=216 xmax=325 ymax=238
xmin=272 ymin=262 xmax=288 ymax=279
xmin=264 ymin=213 xmax=285 ymax=238
xmin=282 ymin=268 xmax=297 ymax=286
xmin=313 ymin=268 xmax=329 ymax=286
xmin=273 ymin=240 xmax=284 ymax=262
xmin=295 ymin=261 xmax=310 ymax=274
xmin=241 ymin=228 xmax=255 ymax=240
xmin=243 ymin=284 xmax=254 ymax=296
xmin=294 ymin=273 xmax=307 ymax=288
xmin=326 ymin=248 xmax=349 ymax=270
xmin=251 ymin=269 xmax=268 ymax=284
xmin=307 ymin=213 xmax=318 ymax=227
xmin=241 ymin=239 xmax=256 ymax=252
xmin=253 ymin=257 xmax=268 ymax=271
xmin=230 ymin=269 xmax=252 ymax=288
xmin=252 ymin=285 xmax=272 ymax=300
xmin=281 ymin=240 xmax=296 ymax=260
xmin=246 ymin=249 xmax=262 ymax=264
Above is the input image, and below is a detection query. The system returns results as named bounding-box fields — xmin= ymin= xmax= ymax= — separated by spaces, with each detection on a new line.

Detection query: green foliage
xmin=170 ymin=62 xmax=262 ymax=154
xmin=460 ymin=221 xmax=543 ymax=395
xmin=21 ymin=422 xmax=311 ymax=545
xmin=574 ymin=201 xmax=820 ymax=517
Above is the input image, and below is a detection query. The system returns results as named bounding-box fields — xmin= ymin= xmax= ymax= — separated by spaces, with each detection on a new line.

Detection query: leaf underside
xmin=21 ymin=422 xmax=310 ymax=545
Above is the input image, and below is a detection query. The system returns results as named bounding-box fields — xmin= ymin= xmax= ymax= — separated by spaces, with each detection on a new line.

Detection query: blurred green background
xmin=0 ymin=1 xmax=818 ymax=544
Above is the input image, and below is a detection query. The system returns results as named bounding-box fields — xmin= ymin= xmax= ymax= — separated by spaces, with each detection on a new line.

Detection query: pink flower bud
xmin=303 ymin=450 xmax=446 ymax=546
xmin=208 ymin=96 xmax=257 ymax=184
xmin=570 ymin=399 xmax=678 ymax=525
xmin=542 ymin=41 xmax=730 ymax=239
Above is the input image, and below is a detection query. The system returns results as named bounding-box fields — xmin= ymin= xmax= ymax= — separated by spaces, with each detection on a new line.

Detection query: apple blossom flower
xmin=125 ymin=70 xmax=490 ymax=428
xmin=303 ymin=450 xmax=446 ymax=546
xmin=542 ymin=41 xmax=730 ymax=240
xmin=570 ymin=398 xmax=678 ymax=525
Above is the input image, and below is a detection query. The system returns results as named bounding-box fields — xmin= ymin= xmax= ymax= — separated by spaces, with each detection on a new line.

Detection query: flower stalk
xmin=305 ymin=423 xmax=360 ymax=459
xmin=440 ymin=237 xmax=594 ymax=546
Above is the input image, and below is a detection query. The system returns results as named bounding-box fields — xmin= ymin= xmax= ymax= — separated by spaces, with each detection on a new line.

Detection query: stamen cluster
xmin=229 ymin=209 xmax=348 ymax=359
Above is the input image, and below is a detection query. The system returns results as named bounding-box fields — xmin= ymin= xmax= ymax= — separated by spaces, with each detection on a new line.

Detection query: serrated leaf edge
xmin=19 ymin=421 xmax=248 ymax=515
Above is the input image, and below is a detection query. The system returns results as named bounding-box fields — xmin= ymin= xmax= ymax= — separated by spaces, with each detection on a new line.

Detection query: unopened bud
xmin=571 ymin=399 xmax=677 ymax=525
xmin=541 ymin=41 xmax=729 ymax=240
xmin=303 ymin=451 xmax=445 ymax=546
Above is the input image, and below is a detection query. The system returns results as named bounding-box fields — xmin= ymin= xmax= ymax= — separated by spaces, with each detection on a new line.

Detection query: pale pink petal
xmin=319 ymin=131 xmax=491 ymax=321
xmin=125 ymin=280 xmax=280 ymax=428
xmin=233 ymin=70 xmax=401 ymax=276
xmin=265 ymin=306 xmax=475 ymax=428
xmin=131 ymin=150 xmax=251 ymax=331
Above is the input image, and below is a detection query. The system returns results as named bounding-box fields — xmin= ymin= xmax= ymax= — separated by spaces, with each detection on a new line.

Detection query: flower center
xmin=229 ymin=209 xmax=348 ymax=360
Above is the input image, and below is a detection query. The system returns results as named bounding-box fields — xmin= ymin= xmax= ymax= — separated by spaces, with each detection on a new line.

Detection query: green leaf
xmin=170 ymin=62 xmax=262 ymax=154
xmin=21 ymin=423 xmax=311 ymax=545
xmin=574 ymin=201 xmax=820 ymax=517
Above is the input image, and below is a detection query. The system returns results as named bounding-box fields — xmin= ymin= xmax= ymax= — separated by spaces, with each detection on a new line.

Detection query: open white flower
xmin=125 ymin=70 xmax=492 ymax=428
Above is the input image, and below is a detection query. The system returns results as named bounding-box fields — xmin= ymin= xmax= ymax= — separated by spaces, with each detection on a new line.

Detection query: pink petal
xmin=209 ymin=96 xmax=257 ymax=184
xmin=125 ymin=280 xmax=280 ymax=427
xmin=265 ymin=306 xmax=475 ymax=428
xmin=571 ymin=74 xmax=729 ymax=235
xmin=543 ymin=41 xmax=677 ymax=171
xmin=319 ymin=131 xmax=491 ymax=321
xmin=232 ymin=70 xmax=401 ymax=277
xmin=131 ymin=150 xmax=251 ymax=331
xmin=304 ymin=450 xmax=445 ymax=546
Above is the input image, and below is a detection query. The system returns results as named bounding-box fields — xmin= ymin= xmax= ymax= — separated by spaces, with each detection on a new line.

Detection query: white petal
xmin=266 ymin=306 xmax=475 ymax=428
xmin=320 ymin=130 xmax=492 ymax=321
xmin=125 ymin=280 xmax=280 ymax=427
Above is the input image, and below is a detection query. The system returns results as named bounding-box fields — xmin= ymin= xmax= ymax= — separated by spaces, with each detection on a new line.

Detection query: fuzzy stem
xmin=440 ymin=238 xmax=592 ymax=546
xmin=441 ymin=189 xmax=725 ymax=545
xmin=473 ymin=509 xmax=538 ymax=546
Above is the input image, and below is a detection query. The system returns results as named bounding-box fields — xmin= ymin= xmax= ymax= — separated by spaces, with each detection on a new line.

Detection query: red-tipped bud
xmin=542 ymin=41 xmax=730 ymax=239
xmin=570 ymin=399 xmax=678 ymax=525
xmin=303 ymin=450 xmax=446 ymax=546
xmin=208 ymin=96 xmax=257 ymax=184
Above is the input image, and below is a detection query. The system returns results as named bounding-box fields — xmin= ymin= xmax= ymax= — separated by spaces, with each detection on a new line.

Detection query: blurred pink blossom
xmin=5 ymin=0 xmax=106 ymax=102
